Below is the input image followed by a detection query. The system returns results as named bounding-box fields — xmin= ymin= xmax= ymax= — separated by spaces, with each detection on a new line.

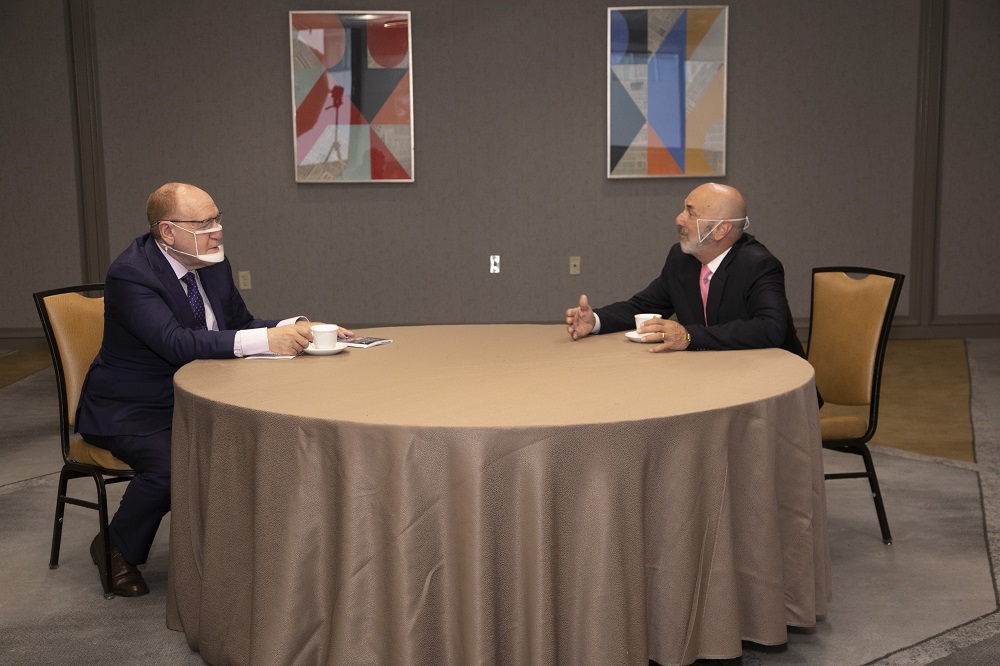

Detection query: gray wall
xmin=2 ymin=0 xmax=998 ymax=343
xmin=2 ymin=0 xmax=84 ymax=337
xmin=937 ymin=0 xmax=1000 ymax=319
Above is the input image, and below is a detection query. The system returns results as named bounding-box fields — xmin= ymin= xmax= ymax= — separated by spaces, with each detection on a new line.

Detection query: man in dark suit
xmin=76 ymin=182 xmax=350 ymax=596
xmin=565 ymin=183 xmax=805 ymax=358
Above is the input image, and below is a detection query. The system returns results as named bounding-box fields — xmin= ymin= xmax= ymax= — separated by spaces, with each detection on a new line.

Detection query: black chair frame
xmin=807 ymin=266 xmax=905 ymax=545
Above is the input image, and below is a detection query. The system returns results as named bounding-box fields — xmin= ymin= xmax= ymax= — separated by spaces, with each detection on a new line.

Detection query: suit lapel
xmin=704 ymin=235 xmax=749 ymax=325
xmin=198 ymin=265 xmax=228 ymax=329
xmin=705 ymin=268 xmax=725 ymax=325
xmin=141 ymin=235 xmax=200 ymax=329
xmin=679 ymin=253 xmax=703 ymax=320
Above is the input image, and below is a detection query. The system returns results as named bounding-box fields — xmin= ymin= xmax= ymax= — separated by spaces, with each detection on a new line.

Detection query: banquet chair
xmin=806 ymin=267 xmax=905 ymax=545
xmin=33 ymin=284 xmax=134 ymax=599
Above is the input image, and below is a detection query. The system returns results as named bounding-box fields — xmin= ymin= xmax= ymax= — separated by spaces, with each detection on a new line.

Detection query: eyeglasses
xmin=156 ymin=213 xmax=223 ymax=231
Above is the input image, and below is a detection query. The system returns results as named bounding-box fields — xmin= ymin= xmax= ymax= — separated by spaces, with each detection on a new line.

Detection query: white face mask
xmin=696 ymin=216 xmax=750 ymax=243
xmin=164 ymin=221 xmax=225 ymax=263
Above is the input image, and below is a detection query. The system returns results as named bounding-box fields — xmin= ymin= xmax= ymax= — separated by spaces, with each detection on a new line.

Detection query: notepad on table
xmin=344 ymin=337 xmax=392 ymax=349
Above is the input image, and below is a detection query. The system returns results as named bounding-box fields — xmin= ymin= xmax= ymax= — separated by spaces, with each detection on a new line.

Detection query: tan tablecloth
xmin=166 ymin=324 xmax=830 ymax=666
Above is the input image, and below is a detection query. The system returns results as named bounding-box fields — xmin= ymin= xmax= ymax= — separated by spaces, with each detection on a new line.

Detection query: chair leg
xmin=858 ymin=444 xmax=892 ymax=545
xmin=91 ymin=472 xmax=116 ymax=599
xmin=49 ymin=468 xmax=71 ymax=569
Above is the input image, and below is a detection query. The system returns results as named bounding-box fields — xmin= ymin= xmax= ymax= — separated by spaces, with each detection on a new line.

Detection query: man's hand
xmin=566 ymin=294 xmax=596 ymax=340
xmin=266 ymin=321 xmax=314 ymax=355
xmin=637 ymin=318 xmax=691 ymax=353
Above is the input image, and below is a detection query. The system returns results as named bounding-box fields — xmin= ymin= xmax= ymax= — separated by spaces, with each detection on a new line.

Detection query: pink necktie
xmin=700 ymin=264 xmax=712 ymax=324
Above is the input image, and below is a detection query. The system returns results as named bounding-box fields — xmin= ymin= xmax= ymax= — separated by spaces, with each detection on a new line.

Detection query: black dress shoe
xmin=90 ymin=534 xmax=149 ymax=597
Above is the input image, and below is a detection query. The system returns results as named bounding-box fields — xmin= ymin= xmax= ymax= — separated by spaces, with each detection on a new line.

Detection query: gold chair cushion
xmin=69 ymin=437 xmax=132 ymax=471
xmin=820 ymin=413 xmax=869 ymax=441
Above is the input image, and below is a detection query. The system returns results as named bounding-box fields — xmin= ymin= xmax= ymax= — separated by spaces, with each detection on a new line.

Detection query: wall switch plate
xmin=569 ymin=256 xmax=581 ymax=275
xmin=238 ymin=271 xmax=252 ymax=290
xmin=490 ymin=255 xmax=500 ymax=273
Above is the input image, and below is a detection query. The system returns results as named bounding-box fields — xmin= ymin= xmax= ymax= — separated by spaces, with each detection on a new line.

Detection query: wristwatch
xmin=686 ymin=332 xmax=691 ymax=346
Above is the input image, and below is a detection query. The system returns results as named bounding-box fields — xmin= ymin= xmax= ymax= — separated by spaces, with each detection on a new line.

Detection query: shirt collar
xmin=156 ymin=241 xmax=193 ymax=280
xmin=704 ymin=246 xmax=732 ymax=275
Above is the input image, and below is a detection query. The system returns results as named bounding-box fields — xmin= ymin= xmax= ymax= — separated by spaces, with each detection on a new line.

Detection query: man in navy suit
xmin=76 ymin=182 xmax=351 ymax=596
xmin=565 ymin=183 xmax=805 ymax=358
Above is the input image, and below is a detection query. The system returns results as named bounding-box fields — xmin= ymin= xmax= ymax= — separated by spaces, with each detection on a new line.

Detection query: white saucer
xmin=625 ymin=330 xmax=653 ymax=343
xmin=303 ymin=342 xmax=348 ymax=356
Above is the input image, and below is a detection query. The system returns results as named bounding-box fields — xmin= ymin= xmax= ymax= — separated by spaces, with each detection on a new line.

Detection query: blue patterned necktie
xmin=181 ymin=272 xmax=207 ymax=331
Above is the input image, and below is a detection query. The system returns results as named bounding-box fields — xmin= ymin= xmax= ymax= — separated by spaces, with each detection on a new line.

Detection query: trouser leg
xmin=82 ymin=429 xmax=172 ymax=565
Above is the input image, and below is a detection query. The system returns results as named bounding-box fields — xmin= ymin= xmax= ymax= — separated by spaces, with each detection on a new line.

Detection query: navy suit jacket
xmin=594 ymin=234 xmax=805 ymax=357
xmin=76 ymin=234 xmax=279 ymax=437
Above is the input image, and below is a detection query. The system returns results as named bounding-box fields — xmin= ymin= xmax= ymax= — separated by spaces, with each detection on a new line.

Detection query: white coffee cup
xmin=310 ymin=324 xmax=340 ymax=350
xmin=634 ymin=313 xmax=662 ymax=332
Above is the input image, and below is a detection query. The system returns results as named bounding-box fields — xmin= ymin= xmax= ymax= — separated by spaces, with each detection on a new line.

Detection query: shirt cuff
xmin=234 ymin=328 xmax=269 ymax=357
xmin=234 ymin=317 xmax=309 ymax=357
xmin=592 ymin=312 xmax=602 ymax=335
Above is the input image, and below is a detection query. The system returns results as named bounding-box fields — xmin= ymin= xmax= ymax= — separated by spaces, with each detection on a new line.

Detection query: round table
xmin=167 ymin=324 xmax=830 ymax=666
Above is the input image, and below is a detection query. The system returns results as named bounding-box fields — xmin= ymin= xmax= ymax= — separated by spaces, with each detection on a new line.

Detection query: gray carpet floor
xmin=0 ymin=339 xmax=998 ymax=665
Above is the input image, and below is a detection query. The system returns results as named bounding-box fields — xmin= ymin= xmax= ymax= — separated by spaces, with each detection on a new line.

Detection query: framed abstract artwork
xmin=290 ymin=11 xmax=414 ymax=183
xmin=607 ymin=6 xmax=728 ymax=178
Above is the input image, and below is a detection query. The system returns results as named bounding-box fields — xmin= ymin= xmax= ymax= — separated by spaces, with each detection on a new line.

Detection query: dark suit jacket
xmin=76 ymin=234 xmax=279 ymax=437
xmin=594 ymin=234 xmax=805 ymax=357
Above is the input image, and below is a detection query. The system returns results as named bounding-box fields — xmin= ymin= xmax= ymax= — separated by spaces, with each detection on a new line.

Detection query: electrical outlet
xmin=238 ymin=271 xmax=252 ymax=290
xmin=569 ymin=256 xmax=581 ymax=275
xmin=490 ymin=255 xmax=500 ymax=273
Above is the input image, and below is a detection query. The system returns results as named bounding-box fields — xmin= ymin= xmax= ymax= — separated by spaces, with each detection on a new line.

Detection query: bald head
xmin=147 ymin=183 xmax=216 ymax=240
xmin=676 ymin=183 xmax=749 ymax=262
xmin=691 ymin=183 xmax=747 ymax=220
